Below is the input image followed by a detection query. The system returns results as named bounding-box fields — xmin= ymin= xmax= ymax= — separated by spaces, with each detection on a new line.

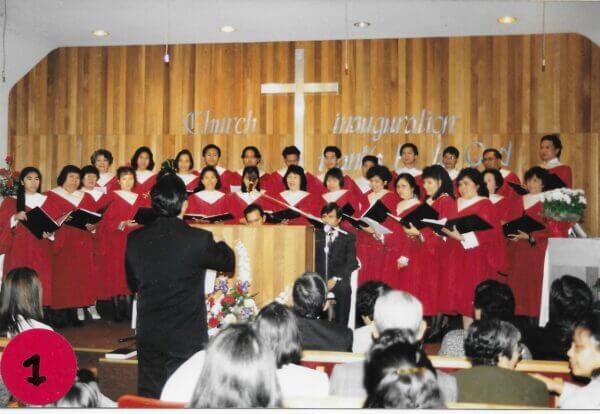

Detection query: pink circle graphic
xmin=1 ymin=329 xmax=77 ymax=405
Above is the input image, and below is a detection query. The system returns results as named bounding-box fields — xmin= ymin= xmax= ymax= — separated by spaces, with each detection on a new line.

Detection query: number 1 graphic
xmin=23 ymin=354 xmax=47 ymax=386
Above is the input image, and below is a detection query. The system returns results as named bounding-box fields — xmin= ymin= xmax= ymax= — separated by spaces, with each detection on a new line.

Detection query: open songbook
xmin=183 ymin=213 xmax=234 ymax=223
xmin=508 ymin=182 xmax=529 ymax=196
xmin=343 ymin=200 xmax=392 ymax=235
xmin=421 ymin=214 xmax=493 ymax=235
xmin=22 ymin=207 xmax=102 ymax=239
xmin=502 ymin=214 xmax=546 ymax=237
xmin=387 ymin=203 xmax=439 ymax=229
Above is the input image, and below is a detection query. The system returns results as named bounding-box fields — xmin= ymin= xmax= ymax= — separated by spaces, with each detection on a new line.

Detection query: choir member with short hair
xmin=320 ymin=167 xmax=360 ymax=231
xmin=316 ymin=146 xmax=360 ymax=196
xmin=442 ymin=146 xmax=460 ymax=181
xmin=228 ymin=166 xmax=270 ymax=223
xmin=186 ymin=166 xmax=232 ymax=223
xmin=355 ymin=155 xmax=379 ymax=195
xmin=540 ymin=134 xmax=572 ymax=188
xmin=131 ymin=146 xmax=157 ymax=205
xmin=174 ymin=149 xmax=200 ymax=192
xmin=481 ymin=148 xmax=521 ymax=198
xmin=268 ymin=165 xmax=321 ymax=225
xmin=91 ymin=149 xmax=119 ymax=194
xmin=243 ymin=203 xmax=266 ymax=225
xmin=201 ymin=144 xmax=235 ymax=193
xmin=391 ymin=143 xmax=424 ymax=199
xmin=264 ymin=146 xmax=323 ymax=195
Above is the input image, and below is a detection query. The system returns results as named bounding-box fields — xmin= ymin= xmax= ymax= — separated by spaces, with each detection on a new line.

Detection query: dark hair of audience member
xmin=323 ymin=167 xmax=345 ymax=188
xmin=195 ymin=165 xmax=223 ymax=192
xmin=366 ymin=165 xmax=393 ymax=186
xmin=362 ymin=155 xmax=379 ymax=166
xmin=241 ymin=166 xmax=261 ymax=192
xmin=189 ymin=324 xmax=282 ymax=408
xmin=202 ymin=144 xmax=222 ymax=158
xmin=57 ymin=165 xmax=81 ymax=187
xmin=474 ymin=280 xmax=515 ymax=322
xmin=320 ymin=202 xmax=342 ymax=218
xmin=456 ymin=167 xmax=489 ymax=197
xmin=174 ymin=149 xmax=195 ymax=171
xmin=50 ymin=370 xmax=102 ymax=408
xmin=443 ymin=146 xmax=460 ymax=158
xmin=130 ymin=146 xmax=155 ymax=171
xmin=90 ymin=149 xmax=113 ymax=166
xmin=524 ymin=166 xmax=550 ymax=190
xmin=421 ymin=164 xmax=455 ymax=200
xmin=574 ymin=312 xmax=600 ymax=378
xmin=150 ymin=174 xmax=187 ymax=217
xmin=363 ymin=330 xmax=444 ymax=409
xmin=0 ymin=268 xmax=43 ymax=336
xmin=292 ymin=272 xmax=327 ymax=319
xmin=243 ymin=203 xmax=264 ymax=219
xmin=464 ymin=319 xmax=521 ymax=366
xmin=283 ymin=165 xmax=307 ymax=191
xmin=394 ymin=173 xmax=420 ymax=199
xmin=549 ymin=275 xmax=593 ymax=337
xmin=323 ymin=146 xmax=342 ymax=159
xmin=356 ymin=281 xmax=391 ymax=328
xmin=255 ymin=302 xmax=302 ymax=368
xmin=282 ymin=145 xmax=301 ymax=158
xmin=16 ymin=167 xmax=42 ymax=212
xmin=541 ymin=134 xmax=563 ymax=158
xmin=482 ymin=168 xmax=504 ymax=192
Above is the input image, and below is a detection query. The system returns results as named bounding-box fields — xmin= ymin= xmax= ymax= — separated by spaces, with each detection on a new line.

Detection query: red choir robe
xmin=228 ymin=190 xmax=271 ymax=223
xmin=213 ymin=166 xmax=235 ymax=193
xmin=132 ymin=170 xmax=157 ymax=204
xmin=226 ymin=168 xmax=270 ymax=194
xmin=315 ymin=171 xmax=361 ymax=199
xmin=390 ymin=167 xmax=425 ymax=201
xmin=269 ymin=190 xmax=321 ymax=226
xmin=97 ymin=190 xmax=144 ymax=299
xmin=320 ymin=189 xmax=360 ymax=233
xmin=356 ymin=190 xmax=399 ymax=285
xmin=82 ymin=187 xmax=107 ymax=300
xmin=44 ymin=188 xmax=97 ymax=309
xmin=441 ymin=197 xmax=500 ymax=317
xmin=0 ymin=194 xmax=54 ymax=306
xmin=186 ymin=190 xmax=232 ymax=223
xmin=95 ymin=172 xmax=120 ymax=195
xmin=542 ymin=158 xmax=573 ymax=188
xmin=488 ymin=194 xmax=516 ymax=277
xmin=176 ymin=172 xmax=200 ymax=193
xmin=497 ymin=169 xmax=522 ymax=199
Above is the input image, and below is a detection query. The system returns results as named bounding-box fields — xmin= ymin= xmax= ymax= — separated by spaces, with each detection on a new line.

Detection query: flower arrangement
xmin=541 ymin=188 xmax=587 ymax=222
xmin=0 ymin=156 xmax=20 ymax=197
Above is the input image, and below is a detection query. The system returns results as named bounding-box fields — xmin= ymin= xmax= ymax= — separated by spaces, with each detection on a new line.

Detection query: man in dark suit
xmin=126 ymin=174 xmax=235 ymax=398
xmin=315 ymin=203 xmax=359 ymax=326
xmin=293 ymin=272 xmax=353 ymax=352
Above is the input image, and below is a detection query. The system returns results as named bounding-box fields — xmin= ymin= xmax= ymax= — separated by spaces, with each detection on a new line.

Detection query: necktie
xmin=326 ymin=231 xmax=335 ymax=251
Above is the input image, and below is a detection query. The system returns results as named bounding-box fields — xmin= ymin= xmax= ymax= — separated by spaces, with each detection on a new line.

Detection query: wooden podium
xmin=192 ymin=224 xmax=315 ymax=306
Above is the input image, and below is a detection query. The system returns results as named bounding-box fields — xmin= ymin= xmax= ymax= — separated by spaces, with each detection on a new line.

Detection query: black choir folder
xmin=547 ymin=173 xmax=567 ymax=190
xmin=184 ymin=213 xmax=234 ymax=223
xmin=502 ymin=215 xmax=546 ymax=237
xmin=508 ymin=182 xmax=529 ymax=196
xmin=63 ymin=208 xmax=102 ymax=230
xmin=22 ymin=207 xmax=61 ymax=239
xmin=387 ymin=203 xmax=439 ymax=229
xmin=421 ymin=215 xmax=493 ymax=235
xmin=343 ymin=200 xmax=392 ymax=234
xmin=265 ymin=209 xmax=301 ymax=223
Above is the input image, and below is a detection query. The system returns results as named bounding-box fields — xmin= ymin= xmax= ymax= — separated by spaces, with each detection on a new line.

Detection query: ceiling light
xmin=92 ymin=29 xmax=109 ymax=37
xmin=497 ymin=16 xmax=517 ymax=24
xmin=353 ymin=21 xmax=370 ymax=28
xmin=220 ymin=25 xmax=236 ymax=33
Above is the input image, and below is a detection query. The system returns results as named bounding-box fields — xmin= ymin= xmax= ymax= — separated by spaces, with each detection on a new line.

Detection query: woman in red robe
xmin=44 ymin=165 xmax=97 ymax=326
xmin=96 ymin=166 xmax=144 ymax=321
xmin=320 ymin=167 xmax=360 ymax=232
xmin=91 ymin=149 xmax=120 ymax=194
xmin=0 ymin=167 xmax=54 ymax=308
xmin=390 ymin=143 xmax=425 ymax=201
xmin=227 ymin=166 xmax=271 ymax=223
xmin=174 ymin=149 xmax=200 ymax=193
xmin=267 ymin=165 xmax=321 ymax=225
xmin=201 ymin=144 xmax=235 ymax=193
xmin=355 ymin=165 xmax=399 ymax=285
xmin=131 ymin=146 xmax=157 ymax=207
xmin=441 ymin=168 xmax=501 ymax=327
xmin=186 ymin=166 xmax=232 ymax=223
xmin=540 ymin=134 xmax=573 ymax=188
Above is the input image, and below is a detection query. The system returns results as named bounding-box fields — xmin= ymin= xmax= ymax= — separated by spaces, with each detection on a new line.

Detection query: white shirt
xmin=446 ymin=168 xmax=460 ymax=181
xmin=8 ymin=315 xmax=53 ymax=338
xmin=542 ymin=157 xmax=562 ymax=169
xmin=352 ymin=325 xmax=374 ymax=354
xmin=395 ymin=167 xmax=422 ymax=177
xmin=559 ymin=377 xmax=600 ymax=409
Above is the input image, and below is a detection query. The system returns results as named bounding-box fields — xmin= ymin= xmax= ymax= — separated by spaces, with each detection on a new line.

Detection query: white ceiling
xmin=5 ymin=0 xmax=600 ymax=47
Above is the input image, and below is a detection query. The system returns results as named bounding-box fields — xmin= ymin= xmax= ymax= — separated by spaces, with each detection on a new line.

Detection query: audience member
xmin=453 ymin=319 xmax=548 ymax=406
xmin=49 ymin=370 xmax=105 ymax=408
xmin=353 ymin=281 xmax=391 ymax=353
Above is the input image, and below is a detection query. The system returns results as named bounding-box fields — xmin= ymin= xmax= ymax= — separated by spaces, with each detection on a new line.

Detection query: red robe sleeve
xmin=0 ymin=197 xmax=16 ymax=254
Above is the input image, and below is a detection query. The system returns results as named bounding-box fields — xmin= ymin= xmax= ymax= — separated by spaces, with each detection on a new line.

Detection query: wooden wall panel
xmin=7 ymin=33 xmax=600 ymax=235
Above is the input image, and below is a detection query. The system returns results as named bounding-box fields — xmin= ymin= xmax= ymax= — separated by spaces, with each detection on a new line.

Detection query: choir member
xmin=186 ymin=166 xmax=232 ymax=223
xmin=97 ymin=166 xmax=144 ymax=321
xmin=228 ymin=166 xmax=270 ymax=223
xmin=442 ymin=146 xmax=460 ymax=181
xmin=174 ymin=149 xmax=200 ymax=192
xmin=320 ymin=167 xmax=360 ymax=225
xmin=243 ymin=203 xmax=267 ymax=225
xmin=354 ymin=155 xmax=379 ymax=195
xmin=226 ymin=146 xmax=270 ymax=193
xmin=91 ymin=149 xmax=119 ymax=194
xmin=202 ymin=144 xmax=235 ymax=193
xmin=540 ymin=134 xmax=572 ymax=188
xmin=268 ymin=165 xmax=321 ymax=225
xmin=402 ymin=165 xmax=456 ymax=317
xmin=391 ymin=143 xmax=424 ymax=199
xmin=441 ymin=168 xmax=500 ymax=327
xmin=355 ymin=165 xmax=398 ymax=285
xmin=131 ymin=146 xmax=157 ymax=205
xmin=0 ymin=167 xmax=54 ymax=308
xmin=316 ymin=146 xmax=360 ymax=196
xmin=264 ymin=146 xmax=323 ymax=195
xmin=481 ymin=148 xmax=521 ymax=198
xmin=44 ymin=165 xmax=97 ymax=326
xmin=506 ymin=167 xmax=557 ymax=318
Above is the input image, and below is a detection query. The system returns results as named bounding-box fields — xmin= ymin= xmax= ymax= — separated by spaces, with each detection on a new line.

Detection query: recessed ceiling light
xmin=92 ymin=29 xmax=109 ymax=37
xmin=220 ymin=25 xmax=236 ymax=33
xmin=354 ymin=21 xmax=371 ymax=28
xmin=497 ymin=16 xmax=517 ymax=24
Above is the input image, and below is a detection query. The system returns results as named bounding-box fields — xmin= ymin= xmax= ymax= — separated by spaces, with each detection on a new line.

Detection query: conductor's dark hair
xmin=363 ymin=332 xmax=443 ymax=409
xmin=16 ymin=167 xmax=42 ymax=212
xmin=421 ymin=165 xmax=455 ymax=200
xmin=57 ymin=165 xmax=81 ymax=187
xmin=282 ymin=146 xmax=301 ymax=158
xmin=0 ymin=267 xmax=43 ymax=336
xmin=196 ymin=166 xmax=223 ymax=192
xmin=394 ymin=173 xmax=420 ymax=199
xmin=130 ymin=146 xmax=155 ymax=171
xmin=443 ymin=146 xmax=460 ymax=158
xmin=541 ymin=134 xmax=563 ymax=158
xmin=283 ymin=165 xmax=307 ymax=191
xmin=202 ymin=144 xmax=222 ymax=158
xmin=241 ymin=146 xmax=262 ymax=161
xmin=320 ymin=202 xmax=342 ymax=218
xmin=324 ymin=167 xmax=345 ymax=188
xmin=524 ymin=166 xmax=550 ymax=190
xmin=399 ymin=142 xmax=419 ymax=157
xmin=241 ymin=166 xmax=261 ymax=192
xmin=464 ymin=319 xmax=521 ymax=366
xmin=457 ymin=167 xmax=489 ymax=197
xmin=366 ymin=165 xmax=392 ymax=185
xmin=323 ymin=146 xmax=342 ymax=158
xmin=90 ymin=149 xmax=113 ymax=166
xmin=80 ymin=165 xmax=100 ymax=180
xmin=356 ymin=281 xmax=391 ymax=327
xmin=482 ymin=168 xmax=504 ymax=192
xmin=362 ymin=155 xmax=379 ymax=166
xmin=473 ymin=280 xmax=515 ymax=322
xmin=175 ymin=149 xmax=195 ymax=171
xmin=292 ymin=272 xmax=327 ymax=319
xmin=116 ymin=166 xmax=136 ymax=182
xmin=151 ymin=174 xmax=187 ymax=217
xmin=243 ymin=203 xmax=265 ymax=219
xmin=550 ymin=275 xmax=593 ymax=327
xmin=483 ymin=148 xmax=502 ymax=160
xmin=255 ymin=302 xmax=302 ymax=368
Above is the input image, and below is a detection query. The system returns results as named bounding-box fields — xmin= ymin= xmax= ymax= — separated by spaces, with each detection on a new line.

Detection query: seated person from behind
xmin=453 ymin=319 xmax=548 ymax=407
xmin=243 ymin=203 xmax=266 ymax=225
xmin=353 ymin=281 xmax=391 ymax=354
xmin=292 ymin=272 xmax=353 ymax=352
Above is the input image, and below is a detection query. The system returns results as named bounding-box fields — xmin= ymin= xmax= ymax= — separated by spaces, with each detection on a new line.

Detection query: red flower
xmin=208 ymin=296 xmax=215 ymax=307
xmin=11 ymin=171 xmax=19 ymax=179
xmin=6 ymin=182 xmax=13 ymax=188
xmin=5 ymin=156 xmax=13 ymax=164
xmin=208 ymin=317 xmax=219 ymax=328
xmin=223 ymin=295 xmax=235 ymax=305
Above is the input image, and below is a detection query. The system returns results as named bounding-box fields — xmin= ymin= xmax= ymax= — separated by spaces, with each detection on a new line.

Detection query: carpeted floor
xmin=56 ymin=319 xmax=135 ymax=350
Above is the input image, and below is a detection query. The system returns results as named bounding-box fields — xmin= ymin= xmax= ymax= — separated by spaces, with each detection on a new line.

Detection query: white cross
xmin=261 ymin=49 xmax=339 ymax=160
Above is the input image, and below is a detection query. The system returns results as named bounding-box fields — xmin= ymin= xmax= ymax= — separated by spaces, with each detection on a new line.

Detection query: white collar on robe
xmin=322 ymin=189 xmax=348 ymax=203
xmin=214 ymin=166 xmax=226 ymax=175
xmin=499 ymin=168 xmax=513 ymax=178
xmin=25 ymin=193 xmax=47 ymax=209
xmin=395 ymin=167 xmax=422 ymax=177
xmin=446 ymin=168 xmax=460 ymax=180
xmin=457 ymin=195 xmax=486 ymax=212
xmin=97 ymin=172 xmax=114 ymax=187
xmin=238 ymin=168 xmax=266 ymax=177
xmin=176 ymin=173 xmax=198 ymax=186
xmin=280 ymin=190 xmax=309 ymax=207
xmin=489 ymin=193 xmax=504 ymax=205
xmin=524 ymin=193 xmax=544 ymax=210
xmin=367 ymin=189 xmax=389 ymax=206
xmin=396 ymin=197 xmax=420 ymax=215
xmin=235 ymin=190 xmax=265 ymax=205
xmin=114 ymin=190 xmax=139 ymax=206
xmin=82 ymin=188 xmax=104 ymax=202
xmin=317 ymin=172 xmax=326 ymax=181
xmin=355 ymin=176 xmax=371 ymax=194
xmin=51 ymin=187 xmax=84 ymax=207
xmin=136 ymin=170 xmax=155 ymax=184
xmin=194 ymin=190 xmax=225 ymax=204
xmin=541 ymin=157 xmax=562 ymax=168
xmin=277 ymin=167 xmax=288 ymax=177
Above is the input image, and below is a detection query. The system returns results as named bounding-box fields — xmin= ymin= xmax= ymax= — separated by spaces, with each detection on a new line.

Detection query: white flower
xmin=211 ymin=301 xmax=223 ymax=315
xmin=243 ymin=298 xmax=256 ymax=308
xmin=223 ymin=313 xmax=237 ymax=325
